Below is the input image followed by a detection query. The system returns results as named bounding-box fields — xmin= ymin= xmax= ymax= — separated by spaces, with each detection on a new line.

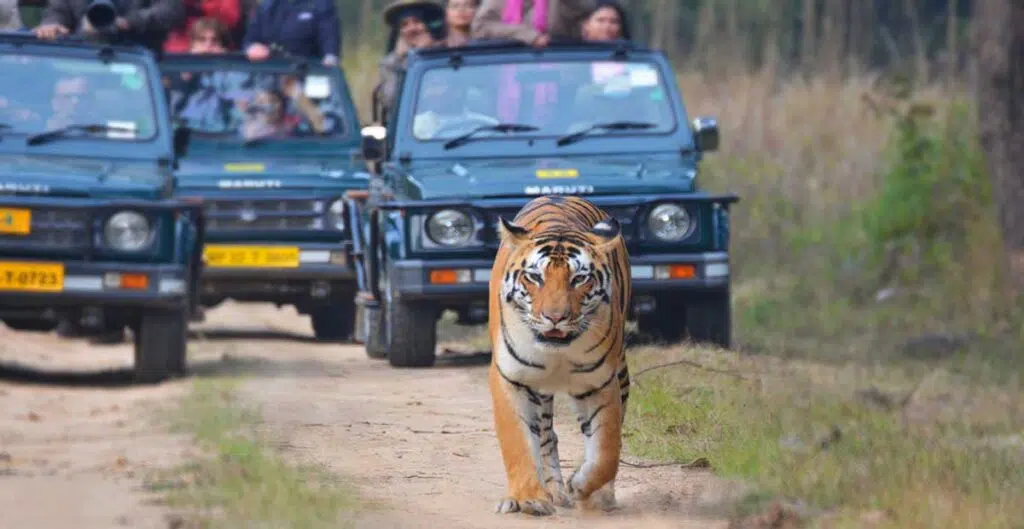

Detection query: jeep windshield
xmin=410 ymin=58 xmax=676 ymax=142
xmin=0 ymin=53 xmax=157 ymax=141
xmin=164 ymin=68 xmax=350 ymax=143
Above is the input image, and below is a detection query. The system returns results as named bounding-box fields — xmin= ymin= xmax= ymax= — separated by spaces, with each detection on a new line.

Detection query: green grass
xmin=147 ymin=379 xmax=359 ymax=529
xmin=623 ymin=345 xmax=1024 ymax=528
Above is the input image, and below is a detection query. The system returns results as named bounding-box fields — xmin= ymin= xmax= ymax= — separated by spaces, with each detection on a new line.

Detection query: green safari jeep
xmin=0 ymin=32 xmax=204 ymax=382
xmin=353 ymin=40 xmax=740 ymax=368
xmin=160 ymin=53 xmax=370 ymax=341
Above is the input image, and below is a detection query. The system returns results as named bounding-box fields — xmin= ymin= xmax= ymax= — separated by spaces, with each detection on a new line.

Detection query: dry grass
xmin=624 ymin=344 xmax=1024 ymax=529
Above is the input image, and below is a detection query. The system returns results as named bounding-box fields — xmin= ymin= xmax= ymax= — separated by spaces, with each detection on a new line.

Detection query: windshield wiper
xmin=555 ymin=121 xmax=658 ymax=147
xmin=26 ymin=123 xmax=136 ymax=146
xmin=443 ymin=123 xmax=539 ymax=150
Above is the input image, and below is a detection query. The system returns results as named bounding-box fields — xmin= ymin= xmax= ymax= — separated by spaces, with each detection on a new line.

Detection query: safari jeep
xmin=354 ymin=40 xmax=740 ymax=368
xmin=160 ymin=53 xmax=370 ymax=341
xmin=0 ymin=33 xmax=204 ymax=382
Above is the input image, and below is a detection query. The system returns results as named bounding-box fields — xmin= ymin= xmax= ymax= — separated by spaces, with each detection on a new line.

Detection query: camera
xmin=85 ymin=0 xmax=119 ymax=32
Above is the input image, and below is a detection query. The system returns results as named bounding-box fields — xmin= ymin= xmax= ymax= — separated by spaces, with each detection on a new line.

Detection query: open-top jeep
xmin=0 ymin=33 xmax=204 ymax=382
xmin=354 ymin=40 xmax=740 ymax=368
xmin=160 ymin=53 xmax=370 ymax=341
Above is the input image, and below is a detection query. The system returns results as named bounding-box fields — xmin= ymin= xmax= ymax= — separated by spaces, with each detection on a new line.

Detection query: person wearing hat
xmin=375 ymin=0 xmax=444 ymax=120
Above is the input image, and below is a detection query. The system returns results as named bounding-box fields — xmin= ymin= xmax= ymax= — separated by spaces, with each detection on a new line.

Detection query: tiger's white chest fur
xmin=495 ymin=300 xmax=620 ymax=395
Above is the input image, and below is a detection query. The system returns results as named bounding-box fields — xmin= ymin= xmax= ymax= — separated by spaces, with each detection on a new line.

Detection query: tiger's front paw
xmin=547 ymin=480 xmax=574 ymax=508
xmin=565 ymin=469 xmax=586 ymax=500
xmin=495 ymin=496 xmax=557 ymax=516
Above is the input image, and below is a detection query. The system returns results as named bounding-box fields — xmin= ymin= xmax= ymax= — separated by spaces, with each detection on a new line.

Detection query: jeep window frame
xmin=387 ymin=45 xmax=696 ymax=162
xmin=158 ymin=53 xmax=361 ymax=147
xmin=0 ymin=51 xmax=162 ymax=144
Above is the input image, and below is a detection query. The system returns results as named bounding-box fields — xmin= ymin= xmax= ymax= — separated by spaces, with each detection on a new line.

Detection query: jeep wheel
xmin=360 ymin=301 xmax=388 ymax=359
xmin=309 ymin=299 xmax=356 ymax=343
xmin=2 ymin=318 xmax=57 ymax=332
xmin=383 ymin=273 xmax=437 ymax=368
xmin=133 ymin=307 xmax=188 ymax=384
xmin=684 ymin=290 xmax=732 ymax=349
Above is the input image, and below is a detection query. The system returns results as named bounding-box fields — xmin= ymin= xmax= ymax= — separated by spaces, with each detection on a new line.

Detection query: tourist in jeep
xmin=441 ymin=0 xmax=478 ymax=47
xmin=580 ymin=0 xmax=629 ymax=41
xmin=188 ymin=17 xmax=231 ymax=54
xmin=412 ymin=75 xmax=497 ymax=138
xmin=470 ymin=0 xmax=596 ymax=45
xmin=376 ymin=0 xmax=443 ymax=119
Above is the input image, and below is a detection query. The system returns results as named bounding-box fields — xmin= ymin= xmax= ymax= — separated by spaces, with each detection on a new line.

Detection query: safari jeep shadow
xmin=351 ymin=40 xmax=740 ymax=368
xmin=159 ymin=52 xmax=371 ymax=342
xmin=0 ymin=32 xmax=205 ymax=383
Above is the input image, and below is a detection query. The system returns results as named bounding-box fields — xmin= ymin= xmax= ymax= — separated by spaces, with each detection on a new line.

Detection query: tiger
xmin=487 ymin=195 xmax=632 ymax=516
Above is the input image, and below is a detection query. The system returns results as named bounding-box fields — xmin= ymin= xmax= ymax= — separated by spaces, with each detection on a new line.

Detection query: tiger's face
xmin=498 ymin=217 xmax=619 ymax=347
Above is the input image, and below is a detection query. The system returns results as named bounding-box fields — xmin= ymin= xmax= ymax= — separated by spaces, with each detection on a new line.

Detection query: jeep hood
xmin=174 ymin=157 xmax=370 ymax=191
xmin=394 ymin=154 xmax=697 ymax=200
xmin=0 ymin=155 xmax=168 ymax=199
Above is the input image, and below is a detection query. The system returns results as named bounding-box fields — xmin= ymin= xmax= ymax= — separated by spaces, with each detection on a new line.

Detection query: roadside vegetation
xmin=146 ymin=379 xmax=359 ymax=529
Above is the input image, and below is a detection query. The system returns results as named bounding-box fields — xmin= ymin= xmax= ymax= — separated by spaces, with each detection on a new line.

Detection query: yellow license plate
xmin=203 ymin=245 xmax=300 ymax=268
xmin=0 ymin=261 xmax=64 ymax=292
xmin=0 ymin=208 xmax=31 ymax=235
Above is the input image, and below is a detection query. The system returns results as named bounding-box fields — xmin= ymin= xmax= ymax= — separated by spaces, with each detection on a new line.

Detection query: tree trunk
xmin=974 ymin=0 xmax=1024 ymax=293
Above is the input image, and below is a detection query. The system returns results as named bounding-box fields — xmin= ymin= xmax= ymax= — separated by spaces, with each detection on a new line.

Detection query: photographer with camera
xmin=34 ymin=0 xmax=185 ymax=56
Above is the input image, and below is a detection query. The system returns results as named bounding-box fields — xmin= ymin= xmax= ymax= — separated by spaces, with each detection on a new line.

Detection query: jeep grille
xmin=485 ymin=205 xmax=640 ymax=245
xmin=204 ymin=199 xmax=324 ymax=231
xmin=0 ymin=208 xmax=90 ymax=250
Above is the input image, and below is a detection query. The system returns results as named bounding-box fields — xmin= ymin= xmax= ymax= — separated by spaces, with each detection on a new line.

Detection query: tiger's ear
xmin=590 ymin=217 xmax=622 ymax=250
xmin=498 ymin=216 xmax=530 ymax=246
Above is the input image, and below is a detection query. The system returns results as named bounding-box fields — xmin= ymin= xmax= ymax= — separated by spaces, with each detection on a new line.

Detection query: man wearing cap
xmin=242 ymin=0 xmax=340 ymax=66
xmin=375 ymin=0 xmax=444 ymax=121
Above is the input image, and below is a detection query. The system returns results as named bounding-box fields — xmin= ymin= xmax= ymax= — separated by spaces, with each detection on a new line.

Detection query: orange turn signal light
xmin=667 ymin=264 xmax=696 ymax=279
xmin=429 ymin=269 xmax=471 ymax=284
xmin=119 ymin=273 xmax=149 ymax=289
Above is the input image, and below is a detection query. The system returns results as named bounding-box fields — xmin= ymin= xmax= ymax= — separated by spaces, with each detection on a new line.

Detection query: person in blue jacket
xmin=243 ymin=0 xmax=340 ymax=66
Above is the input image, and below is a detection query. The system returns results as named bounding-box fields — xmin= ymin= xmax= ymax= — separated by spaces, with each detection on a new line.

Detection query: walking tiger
xmin=488 ymin=195 xmax=632 ymax=516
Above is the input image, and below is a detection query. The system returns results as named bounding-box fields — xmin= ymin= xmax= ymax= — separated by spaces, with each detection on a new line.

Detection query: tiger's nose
xmin=544 ymin=310 xmax=567 ymax=324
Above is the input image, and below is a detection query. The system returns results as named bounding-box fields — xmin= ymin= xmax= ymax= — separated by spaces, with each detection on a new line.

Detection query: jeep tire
xmin=133 ymin=307 xmax=188 ymax=384
xmin=383 ymin=273 xmax=437 ymax=368
xmin=683 ymin=290 xmax=732 ymax=349
xmin=2 ymin=318 xmax=58 ymax=332
xmin=310 ymin=298 xmax=356 ymax=343
xmin=361 ymin=301 xmax=388 ymax=359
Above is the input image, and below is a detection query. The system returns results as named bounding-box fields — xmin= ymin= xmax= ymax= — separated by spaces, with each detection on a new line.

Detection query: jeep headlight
xmin=325 ymin=199 xmax=346 ymax=231
xmin=104 ymin=211 xmax=153 ymax=251
xmin=648 ymin=203 xmax=691 ymax=241
xmin=426 ymin=209 xmax=474 ymax=247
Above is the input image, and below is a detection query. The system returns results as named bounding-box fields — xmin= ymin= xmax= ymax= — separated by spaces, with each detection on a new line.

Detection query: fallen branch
xmin=620 ymin=456 xmax=711 ymax=469
xmin=632 ymin=359 xmax=749 ymax=382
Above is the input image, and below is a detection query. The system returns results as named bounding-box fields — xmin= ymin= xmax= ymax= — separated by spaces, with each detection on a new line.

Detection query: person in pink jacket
xmin=470 ymin=0 xmax=595 ymax=46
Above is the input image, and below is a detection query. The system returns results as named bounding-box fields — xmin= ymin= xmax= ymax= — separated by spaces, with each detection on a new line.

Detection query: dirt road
xmin=0 ymin=302 xmax=734 ymax=529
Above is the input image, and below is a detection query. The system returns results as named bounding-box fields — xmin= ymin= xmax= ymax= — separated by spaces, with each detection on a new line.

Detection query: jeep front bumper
xmin=0 ymin=260 xmax=189 ymax=316
xmin=389 ymin=251 xmax=730 ymax=302
xmin=198 ymin=243 xmax=356 ymax=303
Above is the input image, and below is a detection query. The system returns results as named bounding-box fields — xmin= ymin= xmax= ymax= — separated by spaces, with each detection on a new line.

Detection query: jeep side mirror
xmin=173 ymin=126 xmax=191 ymax=158
xmin=361 ymin=125 xmax=387 ymax=162
xmin=692 ymin=116 xmax=719 ymax=152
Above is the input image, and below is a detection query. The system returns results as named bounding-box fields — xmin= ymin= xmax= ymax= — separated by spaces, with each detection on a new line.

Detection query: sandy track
xmin=0 ymin=302 xmax=733 ymax=528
